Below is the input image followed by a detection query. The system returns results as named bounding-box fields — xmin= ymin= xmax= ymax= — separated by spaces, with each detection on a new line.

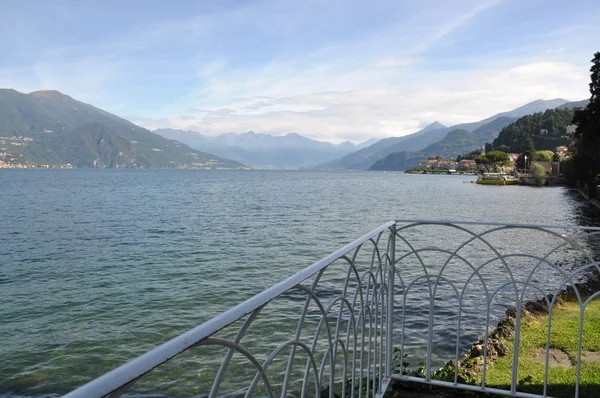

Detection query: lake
xmin=1 ymin=169 xmax=599 ymax=397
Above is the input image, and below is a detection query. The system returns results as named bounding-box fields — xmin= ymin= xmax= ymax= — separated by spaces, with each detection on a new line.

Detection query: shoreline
xmin=386 ymin=268 xmax=600 ymax=397
xmin=575 ymin=186 xmax=600 ymax=210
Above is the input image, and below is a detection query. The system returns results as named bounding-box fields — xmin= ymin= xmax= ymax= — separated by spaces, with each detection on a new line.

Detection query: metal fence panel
xmin=63 ymin=220 xmax=600 ymax=398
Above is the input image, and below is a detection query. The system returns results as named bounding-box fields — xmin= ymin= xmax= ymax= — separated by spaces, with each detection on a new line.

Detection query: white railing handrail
xmin=395 ymin=219 xmax=600 ymax=231
xmin=61 ymin=219 xmax=600 ymax=398
xmin=63 ymin=221 xmax=395 ymax=398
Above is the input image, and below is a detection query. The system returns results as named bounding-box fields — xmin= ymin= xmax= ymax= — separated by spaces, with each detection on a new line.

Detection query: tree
xmin=492 ymin=109 xmax=575 ymax=151
xmin=475 ymin=151 xmax=509 ymax=172
xmin=495 ymin=144 xmax=511 ymax=153
xmin=571 ymin=52 xmax=600 ymax=198
xmin=485 ymin=150 xmax=510 ymax=171
xmin=533 ymin=151 xmax=552 ymax=162
xmin=485 ymin=143 xmax=493 ymax=154
xmin=475 ymin=154 xmax=490 ymax=172
xmin=523 ymin=138 xmax=536 ymax=167
xmin=531 ymin=163 xmax=547 ymax=186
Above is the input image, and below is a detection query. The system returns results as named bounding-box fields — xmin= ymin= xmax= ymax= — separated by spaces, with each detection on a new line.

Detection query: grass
xmin=483 ymin=297 xmax=600 ymax=398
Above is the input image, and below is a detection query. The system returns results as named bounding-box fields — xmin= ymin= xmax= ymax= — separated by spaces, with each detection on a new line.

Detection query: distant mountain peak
xmin=503 ymin=98 xmax=570 ymax=116
xmin=29 ymin=90 xmax=72 ymax=99
xmin=154 ymin=128 xmax=360 ymax=168
xmin=528 ymin=98 xmax=569 ymax=104
xmin=557 ymin=99 xmax=589 ymax=110
xmin=235 ymin=131 xmax=258 ymax=137
xmin=422 ymin=121 xmax=447 ymax=131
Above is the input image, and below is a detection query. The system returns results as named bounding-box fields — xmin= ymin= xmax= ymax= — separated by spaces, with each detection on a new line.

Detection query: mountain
xmin=370 ymin=107 xmax=577 ymax=172
xmin=154 ymin=129 xmax=365 ymax=169
xmin=356 ymin=137 xmax=381 ymax=149
xmin=318 ymin=121 xmax=448 ymax=170
xmin=483 ymin=98 xmax=568 ymax=119
xmin=492 ymin=108 xmax=575 ymax=152
xmin=321 ymin=99 xmax=570 ymax=170
xmin=369 ymin=127 xmax=492 ymax=171
xmin=369 ymin=151 xmax=428 ymax=171
xmin=0 ymin=89 xmax=244 ymax=168
xmin=419 ymin=129 xmax=483 ymax=158
xmin=556 ymin=99 xmax=589 ymax=110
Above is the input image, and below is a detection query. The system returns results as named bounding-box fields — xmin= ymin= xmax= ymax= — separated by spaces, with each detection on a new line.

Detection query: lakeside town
xmin=405 ymin=144 xmax=571 ymax=185
xmin=0 ymin=136 xmax=72 ymax=168
xmin=0 ymin=135 xmax=248 ymax=169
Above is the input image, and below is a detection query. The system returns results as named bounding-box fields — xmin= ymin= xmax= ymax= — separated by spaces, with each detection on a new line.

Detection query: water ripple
xmin=1 ymin=170 xmax=599 ymax=397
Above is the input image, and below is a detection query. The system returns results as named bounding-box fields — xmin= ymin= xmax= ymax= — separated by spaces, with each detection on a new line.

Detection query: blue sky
xmin=1 ymin=0 xmax=599 ymax=143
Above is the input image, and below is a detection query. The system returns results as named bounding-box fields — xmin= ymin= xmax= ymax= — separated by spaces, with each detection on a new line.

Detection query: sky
xmin=1 ymin=0 xmax=599 ymax=143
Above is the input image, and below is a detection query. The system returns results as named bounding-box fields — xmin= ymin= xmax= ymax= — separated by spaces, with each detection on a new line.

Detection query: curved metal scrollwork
xmin=63 ymin=220 xmax=600 ymax=398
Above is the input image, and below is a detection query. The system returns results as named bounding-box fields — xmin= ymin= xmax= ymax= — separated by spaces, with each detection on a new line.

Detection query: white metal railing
xmin=63 ymin=220 xmax=600 ymax=398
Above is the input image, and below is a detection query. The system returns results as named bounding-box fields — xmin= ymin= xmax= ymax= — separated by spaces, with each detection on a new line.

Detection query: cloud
xmin=133 ymin=60 xmax=589 ymax=143
xmin=374 ymin=57 xmax=418 ymax=68
xmin=3 ymin=0 xmax=598 ymax=144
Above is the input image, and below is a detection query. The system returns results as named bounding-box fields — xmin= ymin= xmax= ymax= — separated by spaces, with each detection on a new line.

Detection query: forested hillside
xmin=492 ymin=109 xmax=575 ymax=152
xmin=0 ymin=89 xmax=244 ymax=168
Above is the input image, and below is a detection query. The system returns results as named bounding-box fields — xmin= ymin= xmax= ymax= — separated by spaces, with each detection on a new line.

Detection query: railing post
xmin=385 ymin=223 xmax=396 ymax=381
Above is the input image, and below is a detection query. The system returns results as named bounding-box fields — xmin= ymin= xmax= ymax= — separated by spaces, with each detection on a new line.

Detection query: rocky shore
xmin=385 ymin=270 xmax=600 ymax=398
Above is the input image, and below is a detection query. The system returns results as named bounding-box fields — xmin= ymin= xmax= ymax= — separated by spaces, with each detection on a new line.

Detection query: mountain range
xmin=0 ymin=89 xmax=587 ymax=171
xmin=0 ymin=89 xmax=244 ymax=168
xmin=323 ymin=98 xmax=572 ymax=171
xmin=157 ymin=97 xmax=564 ymax=171
xmin=154 ymin=129 xmax=379 ymax=169
xmin=369 ymin=100 xmax=584 ymax=171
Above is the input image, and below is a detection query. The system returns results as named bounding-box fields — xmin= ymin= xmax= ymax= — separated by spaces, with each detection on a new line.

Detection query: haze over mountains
xmin=0 ymin=89 xmax=244 ymax=168
xmin=0 ymin=89 xmax=587 ymax=170
xmin=154 ymin=129 xmax=379 ymax=169
xmin=153 ymin=98 xmax=578 ymax=170
xmin=320 ymin=98 xmax=574 ymax=171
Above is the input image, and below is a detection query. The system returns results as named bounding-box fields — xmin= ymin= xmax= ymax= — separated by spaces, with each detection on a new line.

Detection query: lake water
xmin=1 ymin=170 xmax=599 ymax=397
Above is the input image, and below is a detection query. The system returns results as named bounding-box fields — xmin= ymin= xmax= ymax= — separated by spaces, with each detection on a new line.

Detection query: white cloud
xmin=134 ymin=60 xmax=589 ymax=143
xmin=4 ymin=0 xmax=597 ymax=145
xmin=374 ymin=57 xmax=418 ymax=68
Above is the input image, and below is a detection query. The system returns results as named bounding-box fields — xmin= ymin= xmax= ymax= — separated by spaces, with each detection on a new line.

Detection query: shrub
xmin=531 ymin=163 xmax=546 ymax=186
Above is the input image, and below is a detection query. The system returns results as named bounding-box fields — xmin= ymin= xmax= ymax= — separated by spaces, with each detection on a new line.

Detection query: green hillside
xmin=0 ymin=89 xmax=244 ymax=168
xmin=369 ymin=123 xmax=506 ymax=171
xmin=369 ymin=151 xmax=427 ymax=171
xmin=492 ymin=108 xmax=575 ymax=152
xmin=418 ymin=129 xmax=480 ymax=158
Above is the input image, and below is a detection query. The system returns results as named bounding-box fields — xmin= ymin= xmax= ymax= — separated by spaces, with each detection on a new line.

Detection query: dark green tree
xmin=523 ymin=138 xmax=536 ymax=167
xmin=486 ymin=150 xmax=510 ymax=171
xmin=493 ymin=108 xmax=574 ymax=151
xmin=495 ymin=144 xmax=511 ymax=153
xmin=475 ymin=154 xmax=489 ymax=172
xmin=475 ymin=151 xmax=509 ymax=172
xmin=571 ymin=52 xmax=600 ymax=198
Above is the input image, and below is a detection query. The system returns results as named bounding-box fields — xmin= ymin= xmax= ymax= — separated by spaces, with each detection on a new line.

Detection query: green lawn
xmin=483 ymin=298 xmax=600 ymax=398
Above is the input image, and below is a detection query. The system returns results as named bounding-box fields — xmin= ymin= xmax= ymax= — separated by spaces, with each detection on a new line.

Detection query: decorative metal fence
xmin=64 ymin=220 xmax=600 ymax=398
